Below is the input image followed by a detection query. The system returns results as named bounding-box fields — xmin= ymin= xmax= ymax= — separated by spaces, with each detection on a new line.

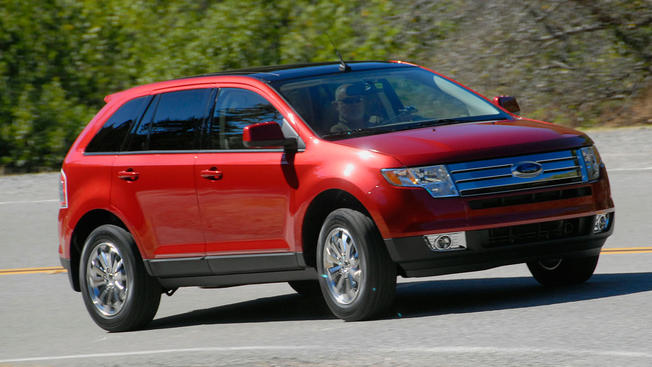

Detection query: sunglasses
xmin=337 ymin=97 xmax=363 ymax=105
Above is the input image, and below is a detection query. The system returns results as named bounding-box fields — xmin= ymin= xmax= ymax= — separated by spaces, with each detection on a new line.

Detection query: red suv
xmin=58 ymin=61 xmax=614 ymax=331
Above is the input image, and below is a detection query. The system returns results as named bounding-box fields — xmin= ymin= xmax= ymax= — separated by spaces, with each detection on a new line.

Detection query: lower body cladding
xmin=143 ymin=252 xmax=316 ymax=288
xmin=384 ymin=213 xmax=614 ymax=277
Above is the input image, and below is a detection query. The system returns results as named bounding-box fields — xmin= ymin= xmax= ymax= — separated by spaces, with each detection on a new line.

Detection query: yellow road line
xmin=601 ymin=247 xmax=652 ymax=252
xmin=0 ymin=266 xmax=67 ymax=275
xmin=1 ymin=247 xmax=651 ymax=276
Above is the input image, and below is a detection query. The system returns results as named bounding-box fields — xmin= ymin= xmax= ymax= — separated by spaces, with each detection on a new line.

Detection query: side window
xmin=207 ymin=88 xmax=283 ymax=150
xmin=85 ymin=96 xmax=150 ymax=153
xmin=127 ymin=89 xmax=213 ymax=151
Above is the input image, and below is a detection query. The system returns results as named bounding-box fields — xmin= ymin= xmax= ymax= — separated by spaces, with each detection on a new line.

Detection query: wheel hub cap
xmin=86 ymin=242 xmax=128 ymax=317
xmin=323 ymin=227 xmax=362 ymax=305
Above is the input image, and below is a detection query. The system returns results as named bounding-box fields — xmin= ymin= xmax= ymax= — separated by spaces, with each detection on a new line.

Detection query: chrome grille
xmin=447 ymin=150 xmax=587 ymax=197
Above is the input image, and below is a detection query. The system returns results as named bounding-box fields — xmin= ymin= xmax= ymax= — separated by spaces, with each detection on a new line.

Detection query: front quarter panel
xmin=292 ymin=139 xmax=403 ymax=242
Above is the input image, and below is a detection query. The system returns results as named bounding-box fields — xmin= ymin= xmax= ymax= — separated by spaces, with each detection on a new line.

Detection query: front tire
xmin=527 ymin=254 xmax=600 ymax=287
xmin=80 ymin=225 xmax=161 ymax=332
xmin=316 ymin=209 xmax=396 ymax=321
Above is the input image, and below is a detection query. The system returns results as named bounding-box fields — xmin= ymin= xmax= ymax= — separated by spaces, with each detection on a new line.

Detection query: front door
xmin=195 ymin=87 xmax=294 ymax=258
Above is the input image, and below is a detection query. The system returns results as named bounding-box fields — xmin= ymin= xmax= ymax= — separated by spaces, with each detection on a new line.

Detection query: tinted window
xmin=127 ymin=89 xmax=213 ymax=151
xmin=274 ymin=67 xmax=508 ymax=139
xmin=85 ymin=96 xmax=149 ymax=153
xmin=148 ymin=89 xmax=213 ymax=150
xmin=207 ymin=88 xmax=282 ymax=150
xmin=127 ymin=95 xmax=158 ymax=151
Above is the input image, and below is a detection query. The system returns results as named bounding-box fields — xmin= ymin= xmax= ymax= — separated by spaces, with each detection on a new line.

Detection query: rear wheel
xmin=80 ymin=225 xmax=161 ymax=331
xmin=316 ymin=209 xmax=396 ymax=321
xmin=527 ymin=254 xmax=600 ymax=287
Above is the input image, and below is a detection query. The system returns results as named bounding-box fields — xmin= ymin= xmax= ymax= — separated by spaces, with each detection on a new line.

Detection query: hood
xmin=332 ymin=119 xmax=592 ymax=167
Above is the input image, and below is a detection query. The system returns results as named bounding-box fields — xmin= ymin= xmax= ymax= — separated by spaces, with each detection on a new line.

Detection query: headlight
xmin=381 ymin=165 xmax=459 ymax=198
xmin=579 ymin=146 xmax=601 ymax=181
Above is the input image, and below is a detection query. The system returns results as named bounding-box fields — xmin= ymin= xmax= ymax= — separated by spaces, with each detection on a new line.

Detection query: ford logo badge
xmin=511 ymin=161 xmax=543 ymax=178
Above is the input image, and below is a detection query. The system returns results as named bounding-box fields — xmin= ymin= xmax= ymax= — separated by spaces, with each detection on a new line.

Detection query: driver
xmin=330 ymin=83 xmax=367 ymax=133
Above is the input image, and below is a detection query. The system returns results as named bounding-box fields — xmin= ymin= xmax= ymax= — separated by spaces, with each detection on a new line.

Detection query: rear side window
xmin=128 ymin=89 xmax=213 ymax=151
xmin=85 ymin=96 xmax=150 ymax=153
xmin=206 ymin=88 xmax=282 ymax=150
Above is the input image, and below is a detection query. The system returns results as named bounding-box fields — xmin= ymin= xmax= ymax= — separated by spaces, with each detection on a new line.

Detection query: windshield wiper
xmin=413 ymin=116 xmax=510 ymax=127
xmin=413 ymin=118 xmax=468 ymax=127
xmin=321 ymin=128 xmax=381 ymax=140
xmin=322 ymin=119 xmax=467 ymax=140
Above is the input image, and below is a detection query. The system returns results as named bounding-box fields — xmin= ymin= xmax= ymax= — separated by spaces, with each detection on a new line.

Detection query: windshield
xmin=273 ymin=67 xmax=510 ymax=140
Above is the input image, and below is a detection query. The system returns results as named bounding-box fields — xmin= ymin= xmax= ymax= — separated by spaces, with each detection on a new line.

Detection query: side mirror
xmin=492 ymin=95 xmax=520 ymax=115
xmin=243 ymin=121 xmax=297 ymax=150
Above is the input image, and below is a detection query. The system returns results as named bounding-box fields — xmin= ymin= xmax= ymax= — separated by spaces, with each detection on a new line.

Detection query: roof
xmin=105 ymin=61 xmax=416 ymax=103
xmin=181 ymin=61 xmax=415 ymax=82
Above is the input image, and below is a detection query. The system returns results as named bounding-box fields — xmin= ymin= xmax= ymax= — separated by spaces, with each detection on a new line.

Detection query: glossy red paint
xmin=195 ymin=151 xmax=293 ymax=255
xmin=58 ymin=61 xmax=613 ymax=273
xmin=242 ymin=121 xmax=285 ymax=146
xmin=331 ymin=119 xmax=591 ymax=167
xmin=111 ymin=153 xmax=204 ymax=259
xmin=58 ymin=154 xmax=114 ymax=259
xmin=492 ymin=95 xmax=520 ymax=114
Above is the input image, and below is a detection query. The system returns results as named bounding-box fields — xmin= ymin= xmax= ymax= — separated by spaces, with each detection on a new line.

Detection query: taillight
xmin=59 ymin=170 xmax=68 ymax=209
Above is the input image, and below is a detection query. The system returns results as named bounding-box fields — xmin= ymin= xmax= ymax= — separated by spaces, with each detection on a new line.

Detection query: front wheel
xmin=317 ymin=208 xmax=396 ymax=321
xmin=79 ymin=225 xmax=161 ymax=331
xmin=527 ymin=254 xmax=600 ymax=287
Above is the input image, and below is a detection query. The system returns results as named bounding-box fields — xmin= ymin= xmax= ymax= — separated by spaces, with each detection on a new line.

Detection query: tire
xmin=288 ymin=280 xmax=322 ymax=297
xmin=316 ymin=208 xmax=396 ymax=321
xmin=527 ymin=255 xmax=600 ymax=287
xmin=79 ymin=225 xmax=161 ymax=332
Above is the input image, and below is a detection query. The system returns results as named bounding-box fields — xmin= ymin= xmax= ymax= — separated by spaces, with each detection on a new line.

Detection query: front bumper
xmin=385 ymin=214 xmax=614 ymax=277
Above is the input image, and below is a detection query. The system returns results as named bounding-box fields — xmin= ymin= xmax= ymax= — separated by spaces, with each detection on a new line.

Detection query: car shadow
xmin=148 ymin=292 xmax=335 ymax=330
xmin=392 ymin=272 xmax=652 ymax=318
xmin=147 ymin=272 xmax=652 ymax=330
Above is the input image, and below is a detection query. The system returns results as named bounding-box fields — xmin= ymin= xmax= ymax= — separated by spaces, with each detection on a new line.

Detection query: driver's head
xmin=334 ymin=83 xmax=365 ymax=125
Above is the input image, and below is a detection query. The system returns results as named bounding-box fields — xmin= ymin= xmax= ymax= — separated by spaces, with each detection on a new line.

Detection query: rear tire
xmin=527 ymin=254 xmax=599 ymax=287
xmin=316 ymin=208 xmax=396 ymax=321
xmin=79 ymin=225 xmax=161 ymax=332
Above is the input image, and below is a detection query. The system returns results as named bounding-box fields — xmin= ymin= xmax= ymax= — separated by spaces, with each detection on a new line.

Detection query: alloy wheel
xmin=322 ymin=227 xmax=362 ymax=305
xmin=85 ymin=242 xmax=128 ymax=317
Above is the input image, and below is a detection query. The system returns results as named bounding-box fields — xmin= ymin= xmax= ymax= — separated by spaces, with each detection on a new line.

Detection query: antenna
xmin=327 ymin=34 xmax=351 ymax=72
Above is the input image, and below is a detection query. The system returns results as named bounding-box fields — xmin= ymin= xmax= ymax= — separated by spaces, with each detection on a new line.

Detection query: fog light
xmin=593 ymin=213 xmax=610 ymax=233
xmin=424 ymin=232 xmax=467 ymax=252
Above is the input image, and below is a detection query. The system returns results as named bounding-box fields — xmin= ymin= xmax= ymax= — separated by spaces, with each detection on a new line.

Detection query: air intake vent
xmin=467 ymin=216 xmax=593 ymax=248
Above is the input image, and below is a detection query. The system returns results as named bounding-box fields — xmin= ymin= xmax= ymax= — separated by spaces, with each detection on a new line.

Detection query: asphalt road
xmin=1 ymin=126 xmax=651 ymax=366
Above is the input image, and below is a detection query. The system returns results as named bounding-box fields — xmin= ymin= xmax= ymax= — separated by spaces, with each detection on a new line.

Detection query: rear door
xmin=111 ymin=88 xmax=214 ymax=260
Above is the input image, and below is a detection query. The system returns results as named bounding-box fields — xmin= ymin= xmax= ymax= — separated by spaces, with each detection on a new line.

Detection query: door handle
xmin=118 ymin=168 xmax=139 ymax=181
xmin=200 ymin=167 xmax=223 ymax=181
